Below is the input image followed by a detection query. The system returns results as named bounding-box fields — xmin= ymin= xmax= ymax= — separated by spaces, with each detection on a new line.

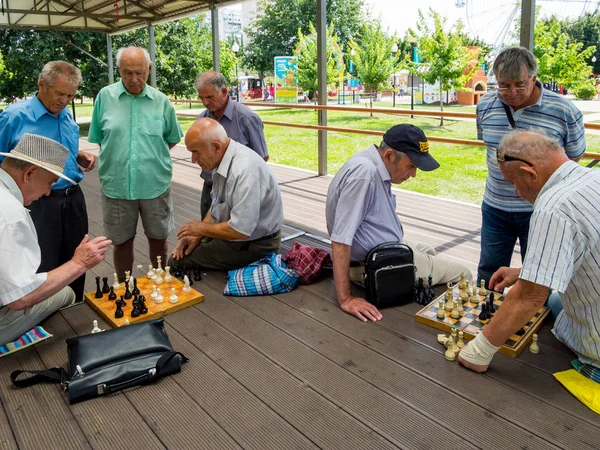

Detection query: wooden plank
xmin=0 ymin=402 xmax=17 ymax=450
xmin=195 ymin=277 xmax=480 ymax=449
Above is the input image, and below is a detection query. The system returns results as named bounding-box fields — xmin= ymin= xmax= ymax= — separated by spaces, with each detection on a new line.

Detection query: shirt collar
xmin=116 ymin=81 xmax=154 ymax=100
xmin=368 ymin=145 xmax=392 ymax=183
xmin=31 ymin=93 xmax=70 ymax=121
xmin=215 ymin=139 xmax=237 ymax=179
xmin=534 ymin=160 xmax=578 ymax=208
xmin=220 ymin=97 xmax=234 ymax=120
xmin=0 ymin=168 xmax=24 ymax=205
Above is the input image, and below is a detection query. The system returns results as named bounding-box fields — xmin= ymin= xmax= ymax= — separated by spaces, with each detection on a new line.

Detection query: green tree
xmin=348 ymin=20 xmax=397 ymax=111
xmin=560 ymin=9 xmax=600 ymax=75
xmin=294 ymin=23 xmax=344 ymax=101
xmin=409 ymin=8 xmax=479 ymax=126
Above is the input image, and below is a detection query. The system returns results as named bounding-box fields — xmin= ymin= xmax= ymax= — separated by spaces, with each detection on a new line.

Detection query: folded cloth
xmin=0 ymin=326 xmax=52 ymax=358
xmin=554 ymin=367 xmax=600 ymax=415
xmin=224 ymin=252 xmax=299 ymax=296
xmin=282 ymin=242 xmax=332 ymax=284
xmin=571 ymin=358 xmax=600 ymax=383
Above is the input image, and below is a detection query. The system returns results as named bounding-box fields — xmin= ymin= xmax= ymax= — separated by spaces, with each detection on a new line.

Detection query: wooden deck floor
xmin=1 ymin=141 xmax=598 ymax=450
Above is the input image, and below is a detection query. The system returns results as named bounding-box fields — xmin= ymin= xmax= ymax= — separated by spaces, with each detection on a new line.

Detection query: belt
xmin=350 ymin=261 xmax=363 ymax=267
xmin=48 ymin=184 xmax=80 ymax=197
xmin=253 ymin=230 xmax=281 ymax=242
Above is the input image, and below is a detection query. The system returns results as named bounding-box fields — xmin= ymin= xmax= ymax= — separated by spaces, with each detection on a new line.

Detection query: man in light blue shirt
xmin=0 ymin=61 xmax=96 ymax=302
xmin=89 ymin=47 xmax=183 ymax=280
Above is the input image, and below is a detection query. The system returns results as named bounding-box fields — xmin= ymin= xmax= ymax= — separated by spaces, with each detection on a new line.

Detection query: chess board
xmin=84 ymin=275 xmax=204 ymax=328
xmin=415 ymin=283 xmax=549 ymax=357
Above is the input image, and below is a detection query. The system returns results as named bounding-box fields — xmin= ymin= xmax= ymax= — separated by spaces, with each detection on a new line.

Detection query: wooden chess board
xmin=415 ymin=283 xmax=549 ymax=357
xmin=84 ymin=275 xmax=204 ymax=328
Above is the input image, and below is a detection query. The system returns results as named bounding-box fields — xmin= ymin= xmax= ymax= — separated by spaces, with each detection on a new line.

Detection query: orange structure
xmin=457 ymin=46 xmax=488 ymax=106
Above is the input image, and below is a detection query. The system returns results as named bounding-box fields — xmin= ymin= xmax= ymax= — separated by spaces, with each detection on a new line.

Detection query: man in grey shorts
xmin=88 ymin=46 xmax=183 ymax=280
xmin=169 ymin=118 xmax=282 ymax=270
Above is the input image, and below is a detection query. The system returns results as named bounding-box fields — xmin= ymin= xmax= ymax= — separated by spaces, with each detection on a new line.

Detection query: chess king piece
xmin=529 ymin=334 xmax=540 ymax=354
xmin=456 ymin=330 xmax=465 ymax=349
xmin=437 ymin=300 xmax=445 ymax=320
xmin=155 ymin=288 xmax=164 ymax=304
xmin=108 ymin=287 xmax=117 ymax=301
xmin=91 ymin=320 xmax=103 ymax=334
xmin=450 ymin=328 xmax=460 ymax=354
xmin=157 ymin=256 xmax=163 ymax=274
xmin=101 ymin=276 xmax=110 ymax=294
xmin=94 ymin=276 xmax=103 ymax=299
xmin=451 ymin=300 xmax=459 ymax=319
xmin=124 ymin=279 xmax=132 ymax=300
xmin=169 ymin=288 xmax=179 ymax=304
xmin=183 ymin=275 xmax=191 ymax=293
xmin=164 ymin=266 xmax=173 ymax=282
xmin=444 ymin=283 xmax=454 ymax=312
xmin=147 ymin=264 xmax=154 ymax=279
xmin=458 ymin=272 xmax=467 ymax=291
xmin=426 ymin=274 xmax=435 ymax=302
xmin=478 ymin=280 xmax=487 ymax=296
xmin=112 ymin=272 xmax=120 ymax=290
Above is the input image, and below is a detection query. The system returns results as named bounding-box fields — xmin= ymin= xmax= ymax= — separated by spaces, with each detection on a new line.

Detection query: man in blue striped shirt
xmin=459 ymin=130 xmax=600 ymax=377
xmin=476 ymin=47 xmax=585 ymax=287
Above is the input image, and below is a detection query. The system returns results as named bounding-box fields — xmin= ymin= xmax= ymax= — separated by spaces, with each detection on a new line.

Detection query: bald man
xmin=169 ymin=118 xmax=282 ymax=271
xmin=89 ymin=46 xmax=183 ymax=281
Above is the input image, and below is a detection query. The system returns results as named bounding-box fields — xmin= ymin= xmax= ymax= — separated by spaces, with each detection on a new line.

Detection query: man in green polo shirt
xmin=89 ymin=46 xmax=183 ymax=281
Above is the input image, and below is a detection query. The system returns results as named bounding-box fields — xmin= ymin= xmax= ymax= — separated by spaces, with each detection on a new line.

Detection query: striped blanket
xmin=0 ymin=327 xmax=52 ymax=358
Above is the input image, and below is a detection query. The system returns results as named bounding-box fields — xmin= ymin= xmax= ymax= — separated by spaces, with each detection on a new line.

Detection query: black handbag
xmin=364 ymin=242 xmax=416 ymax=308
xmin=10 ymin=319 xmax=188 ymax=404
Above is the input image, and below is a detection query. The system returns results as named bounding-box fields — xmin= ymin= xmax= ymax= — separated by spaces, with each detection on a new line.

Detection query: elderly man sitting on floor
xmin=169 ymin=118 xmax=283 ymax=271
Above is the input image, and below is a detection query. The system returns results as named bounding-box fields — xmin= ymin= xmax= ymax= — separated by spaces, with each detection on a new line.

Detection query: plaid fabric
xmin=0 ymin=326 xmax=52 ymax=358
xmin=224 ymin=252 xmax=299 ymax=296
xmin=571 ymin=359 xmax=600 ymax=384
xmin=282 ymin=242 xmax=332 ymax=284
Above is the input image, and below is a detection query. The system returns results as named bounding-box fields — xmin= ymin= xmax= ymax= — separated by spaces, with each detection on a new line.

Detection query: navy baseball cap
xmin=383 ymin=124 xmax=440 ymax=171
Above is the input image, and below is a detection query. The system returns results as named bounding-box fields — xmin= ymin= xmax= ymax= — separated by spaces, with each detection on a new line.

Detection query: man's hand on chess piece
xmin=489 ymin=267 xmax=521 ymax=293
xmin=339 ymin=295 xmax=383 ymax=322
xmin=72 ymin=234 xmax=112 ymax=269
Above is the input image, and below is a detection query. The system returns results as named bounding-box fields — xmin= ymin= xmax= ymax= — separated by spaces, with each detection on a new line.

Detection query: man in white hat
xmin=0 ymin=134 xmax=111 ymax=346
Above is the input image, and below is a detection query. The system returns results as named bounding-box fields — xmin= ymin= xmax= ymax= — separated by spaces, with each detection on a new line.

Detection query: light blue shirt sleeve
xmin=329 ymin=177 xmax=374 ymax=246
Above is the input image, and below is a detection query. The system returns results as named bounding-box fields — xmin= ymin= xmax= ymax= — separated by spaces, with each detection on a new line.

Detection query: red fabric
xmin=282 ymin=242 xmax=332 ymax=284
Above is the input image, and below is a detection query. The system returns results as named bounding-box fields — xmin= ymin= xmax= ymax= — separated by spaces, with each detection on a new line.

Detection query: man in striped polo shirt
xmin=476 ymin=47 xmax=585 ymax=288
xmin=459 ymin=130 xmax=600 ymax=377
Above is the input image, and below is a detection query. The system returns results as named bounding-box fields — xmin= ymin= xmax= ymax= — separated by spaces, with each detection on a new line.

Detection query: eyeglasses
xmin=497 ymin=76 xmax=534 ymax=94
xmin=496 ymin=150 xmax=533 ymax=166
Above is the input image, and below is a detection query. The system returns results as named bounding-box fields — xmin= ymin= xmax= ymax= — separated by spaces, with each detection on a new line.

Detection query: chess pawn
xmin=154 ymin=269 xmax=163 ymax=285
xmin=94 ymin=276 xmax=103 ymax=298
xmin=108 ymin=287 xmax=117 ymax=301
xmin=444 ymin=334 xmax=456 ymax=361
xmin=131 ymin=304 xmax=141 ymax=318
xmin=156 ymin=256 xmax=163 ymax=274
xmin=115 ymin=302 xmax=124 ymax=319
xmin=164 ymin=266 xmax=173 ymax=282
xmin=437 ymin=300 xmax=445 ymax=320
xmin=469 ymin=291 xmax=480 ymax=305
xmin=147 ymin=264 xmax=154 ymax=279
xmin=155 ymin=288 xmax=164 ymax=304
xmin=112 ymin=272 xmax=120 ymax=290
xmin=459 ymin=272 xmax=467 ymax=291
xmin=124 ymin=319 xmax=130 ymax=326
xmin=91 ymin=320 xmax=103 ymax=334
xmin=451 ymin=300 xmax=459 ymax=319
xmin=529 ymin=334 xmax=540 ymax=354
xmin=456 ymin=330 xmax=465 ymax=349
xmin=150 ymin=285 xmax=158 ymax=300
xmin=457 ymin=297 xmax=464 ymax=314
xmin=478 ymin=280 xmax=487 ymax=296
xmin=101 ymin=277 xmax=110 ymax=294
xmin=169 ymin=288 xmax=179 ymax=304
xmin=139 ymin=296 xmax=148 ymax=314
xmin=183 ymin=275 xmax=191 ymax=293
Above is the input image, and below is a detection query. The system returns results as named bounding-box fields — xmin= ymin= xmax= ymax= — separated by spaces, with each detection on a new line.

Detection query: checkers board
xmin=85 ymin=275 xmax=204 ymax=328
xmin=415 ymin=283 xmax=550 ymax=357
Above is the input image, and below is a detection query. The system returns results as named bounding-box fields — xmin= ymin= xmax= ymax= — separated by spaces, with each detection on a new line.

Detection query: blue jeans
xmin=546 ymin=291 xmax=564 ymax=319
xmin=477 ymin=201 xmax=532 ymax=288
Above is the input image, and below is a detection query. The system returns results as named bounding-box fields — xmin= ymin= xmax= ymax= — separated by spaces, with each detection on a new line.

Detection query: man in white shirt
xmin=459 ymin=130 xmax=600 ymax=374
xmin=0 ymin=134 xmax=111 ymax=345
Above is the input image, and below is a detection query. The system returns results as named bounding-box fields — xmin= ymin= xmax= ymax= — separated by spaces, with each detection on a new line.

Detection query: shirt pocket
xmin=142 ymin=115 xmax=164 ymax=137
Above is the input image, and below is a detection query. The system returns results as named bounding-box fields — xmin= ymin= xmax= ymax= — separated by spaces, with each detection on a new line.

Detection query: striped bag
xmin=224 ymin=252 xmax=299 ymax=296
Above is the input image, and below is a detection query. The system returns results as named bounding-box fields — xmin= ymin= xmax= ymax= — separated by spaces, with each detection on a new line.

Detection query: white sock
xmin=459 ymin=332 xmax=501 ymax=366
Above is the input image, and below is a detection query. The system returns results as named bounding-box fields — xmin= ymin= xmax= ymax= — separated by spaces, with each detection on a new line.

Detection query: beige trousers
xmin=0 ymin=286 xmax=75 ymax=346
xmin=349 ymin=240 xmax=473 ymax=287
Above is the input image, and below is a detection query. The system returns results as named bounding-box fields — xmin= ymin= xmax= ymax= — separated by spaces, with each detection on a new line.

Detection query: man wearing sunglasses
xmin=476 ymin=47 xmax=585 ymax=289
xmin=459 ymin=130 xmax=600 ymax=379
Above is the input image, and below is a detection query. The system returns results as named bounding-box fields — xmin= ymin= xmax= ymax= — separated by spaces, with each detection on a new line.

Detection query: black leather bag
xmin=10 ymin=319 xmax=188 ymax=404
xmin=364 ymin=242 xmax=416 ymax=308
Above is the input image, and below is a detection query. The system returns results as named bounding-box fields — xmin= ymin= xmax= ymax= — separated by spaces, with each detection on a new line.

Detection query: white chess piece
xmin=112 ymin=272 xmax=120 ymax=290
xmin=156 ymin=256 xmax=163 ymax=274
xmin=125 ymin=270 xmax=131 ymax=283
xmin=164 ymin=266 xmax=173 ymax=282
xmin=128 ymin=276 xmax=134 ymax=291
xmin=444 ymin=334 xmax=456 ymax=361
xmin=155 ymin=288 xmax=164 ymax=304
xmin=91 ymin=320 xmax=103 ymax=334
xmin=147 ymin=264 xmax=154 ymax=279
xmin=478 ymin=280 xmax=487 ymax=296
xmin=169 ymin=288 xmax=178 ymax=304
xmin=457 ymin=330 xmax=465 ymax=349
xmin=151 ymin=285 xmax=158 ymax=300
xmin=451 ymin=300 xmax=459 ymax=319
xmin=530 ymin=334 xmax=540 ymax=354
xmin=183 ymin=275 xmax=191 ymax=293
xmin=124 ymin=319 xmax=130 ymax=326
xmin=436 ymin=299 xmax=445 ymax=320
xmin=154 ymin=268 xmax=163 ymax=285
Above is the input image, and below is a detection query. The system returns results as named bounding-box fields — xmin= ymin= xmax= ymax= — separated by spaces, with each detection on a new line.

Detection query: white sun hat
xmin=0 ymin=133 xmax=75 ymax=185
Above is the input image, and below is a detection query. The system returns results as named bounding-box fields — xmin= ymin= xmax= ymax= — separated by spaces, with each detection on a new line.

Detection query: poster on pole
xmin=274 ymin=56 xmax=298 ymax=104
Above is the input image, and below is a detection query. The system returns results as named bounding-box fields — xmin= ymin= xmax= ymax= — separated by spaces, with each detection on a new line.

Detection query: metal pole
xmin=316 ymin=0 xmax=327 ymax=176
xmin=392 ymin=73 xmax=396 ymax=107
xmin=520 ymin=0 xmax=536 ymax=51
xmin=211 ymin=2 xmax=220 ymax=72
xmin=106 ymin=34 xmax=114 ymax=84
xmin=148 ymin=25 xmax=157 ymax=88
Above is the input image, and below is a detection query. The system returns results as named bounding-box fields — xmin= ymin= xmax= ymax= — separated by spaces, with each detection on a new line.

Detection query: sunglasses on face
xmin=496 ymin=150 xmax=533 ymax=166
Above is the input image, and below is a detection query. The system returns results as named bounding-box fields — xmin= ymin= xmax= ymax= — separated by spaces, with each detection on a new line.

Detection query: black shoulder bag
xmin=10 ymin=319 xmax=188 ymax=404
xmin=364 ymin=242 xmax=416 ymax=308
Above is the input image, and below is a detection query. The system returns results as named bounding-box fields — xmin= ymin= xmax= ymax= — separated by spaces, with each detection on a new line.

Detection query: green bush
xmin=573 ymin=82 xmax=597 ymax=100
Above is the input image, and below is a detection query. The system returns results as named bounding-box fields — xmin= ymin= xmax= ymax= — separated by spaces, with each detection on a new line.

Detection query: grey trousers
xmin=0 ymin=286 xmax=75 ymax=346
xmin=168 ymin=232 xmax=282 ymax=272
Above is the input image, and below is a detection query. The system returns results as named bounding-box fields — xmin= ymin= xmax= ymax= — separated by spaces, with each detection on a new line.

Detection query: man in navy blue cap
xmin=326 ymin=124 xmax=472 ymax=322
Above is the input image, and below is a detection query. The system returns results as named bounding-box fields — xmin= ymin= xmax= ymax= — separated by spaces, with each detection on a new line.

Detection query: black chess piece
xmin=139 ymin=296 xmax=148 ymax=314
xmin=515 ymin=327 xmax=526 ymax=336
xmin=117 ymin=296 xmax=126 ymax=308
xmin=132 ymin=278 xmax=140 ymax=296
xmin=194 ymin=267 xmax=202 ymax=281
xmin=108 ymin=287 xmax=117 ymax=301
xmin=488 ymin=292 xmax=495 ymax=313
xmin=131 ymin=304 xmax=141 ymax=318
xmin=426 ymin=274 xmax=435 ymax=302
xmin=94 ymin=276 xmax=103 ymax=298
xmin=479 ymin=303 xmax=489 ymax=320
xmin=132 ymin=295 xmax=140 ymax=306
xmin=187 ymin=269 xmax=194 ymax=286
xmin=124 ymin=280 xmax=132 ymax=299
xmin=101 ymin=276 xmax=110 ymax=294
xmin=115 ymin=302 xmax=124 ymax=319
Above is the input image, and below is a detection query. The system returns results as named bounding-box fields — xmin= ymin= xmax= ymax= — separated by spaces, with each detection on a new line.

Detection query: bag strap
xmin=155 ymin=351 xmax=189 ymax=376
xmin=502 ymin=103 xmax=517 ymax=129
xmin=11 ymin=367 xmax=68 ymax=389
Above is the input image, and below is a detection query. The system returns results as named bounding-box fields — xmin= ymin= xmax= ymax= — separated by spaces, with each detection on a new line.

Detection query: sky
xmin=367 ymin=0 xmax=599 ymax=47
